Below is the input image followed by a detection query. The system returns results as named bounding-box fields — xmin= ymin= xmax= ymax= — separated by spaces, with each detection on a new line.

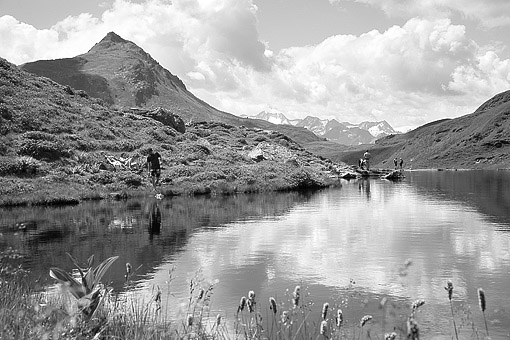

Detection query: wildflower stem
xmin=482 ymin=311 xmax=489 ymax=337
xmin=449 ymin=300 xmax=459 ymax=340
xmin=291 ymin=311 xmax=311 ymax=340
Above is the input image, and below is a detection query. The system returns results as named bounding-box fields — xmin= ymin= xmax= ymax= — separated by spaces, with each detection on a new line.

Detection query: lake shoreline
xmin=3 ymin=166 xmax=507 ymax=208
xmin=0 ymin=169 xmax=342 ymax=207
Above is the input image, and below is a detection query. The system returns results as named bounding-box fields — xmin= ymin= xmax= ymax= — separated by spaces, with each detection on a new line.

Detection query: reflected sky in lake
xmin=1 ymin=170 xmax=510 ymax=338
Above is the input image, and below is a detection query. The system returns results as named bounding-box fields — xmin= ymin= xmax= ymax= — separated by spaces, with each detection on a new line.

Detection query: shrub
xmin=118 ymin=172 xmax=144 ymax=187
xmin=148 ymin=126 xmax=176 ymax=141
xmin=190 ymin=171 xmax=227 ymax=182
xmin=21 ymin=131 xmax=58 ymax=141
xmin=18 ymin=139 xmax=69 ymax=161
xmin=166 ymin=164 xmax=201 ymax=179
xmin=287 ymin=168 xmax=324 ymax=189
xmin=89 ymin=171 xmax=115 ymax=185
xmin=0 ymin=156 xmax=43 ymax=176
xmin=0 ymin=141 xmax=7 ymax=155
xmin=0 ymin=103 xmax=12 ymax=120
xmin=86 ymin=125 xmax=116 ymax=140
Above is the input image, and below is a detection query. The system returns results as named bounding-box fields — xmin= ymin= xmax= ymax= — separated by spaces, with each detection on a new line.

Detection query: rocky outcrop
xmin=127 ymin=107 xmax=186 ymax=133
xmin=248 ymin=142 xmax=297 ymax=163
xmin=147 ymin=107 xmax=186 ymax=133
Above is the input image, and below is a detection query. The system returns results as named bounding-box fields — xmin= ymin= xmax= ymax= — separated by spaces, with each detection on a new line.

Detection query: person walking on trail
xmin=363 ymin=150 xmax=371 ymax=170
xmin=146 ymin=148 xmax=162 ymax=188
xmin=399 ymin=158 xmax=404 ymax=170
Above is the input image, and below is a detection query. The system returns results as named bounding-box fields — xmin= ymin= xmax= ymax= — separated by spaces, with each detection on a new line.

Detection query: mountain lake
xmin=1 ymin=170 xmax=509 ymax=339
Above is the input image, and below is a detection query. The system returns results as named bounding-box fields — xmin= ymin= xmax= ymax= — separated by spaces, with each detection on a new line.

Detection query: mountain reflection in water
xmin=0 ymin=170 xmax=509 ymax=339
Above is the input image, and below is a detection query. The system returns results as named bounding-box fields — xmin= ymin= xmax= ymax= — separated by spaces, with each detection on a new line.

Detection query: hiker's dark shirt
xmin=147 ymin=152 xmax=161 ymax=170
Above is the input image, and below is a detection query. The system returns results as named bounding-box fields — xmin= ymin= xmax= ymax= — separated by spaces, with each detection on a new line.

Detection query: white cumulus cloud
xmin=1 ymin=0 xmax=510 ymax=130
xmin=330 ymin=0 xmax=510 ymax=28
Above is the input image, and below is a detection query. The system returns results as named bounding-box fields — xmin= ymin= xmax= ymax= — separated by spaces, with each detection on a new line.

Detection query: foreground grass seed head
xmin=281 ymin=310 xmax=290 ymax=324
xmin=238 ymin=296 xmax=247 ymax=314
xmin=269 ymin=297 xmax=277 ymax=314
xmin=322 ymin=302 xmax=329 ymax=320
xmin=336 ymin=309 xmax=343 ymax=327
xmin=478 ymin=287 xmax=490 ymax=337
xmin=477 ymin=288 xmax=486 ymax=312
xmin=385 ymin=331 xmax=397 ymax=340
xmin=320 ymin=320 xmax=328 ymax=335
xmin=412 ymin=299 xmax=425 ymax=311
xmin=360 ymin=314 xmax=372 ymax=327
xmin=247 ymin=290 xmax=256 ymax=313
xmin=293 ymin=285 xmax=301 ymax=307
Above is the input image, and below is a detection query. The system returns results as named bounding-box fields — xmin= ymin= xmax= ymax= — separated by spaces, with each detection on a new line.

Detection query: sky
xmin=1 ymin=0 xmax=510 ymax=131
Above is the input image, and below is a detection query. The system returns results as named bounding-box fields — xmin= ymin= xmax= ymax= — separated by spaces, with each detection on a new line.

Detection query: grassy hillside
xmin=0 ymin=58 xmax=352 ymax=206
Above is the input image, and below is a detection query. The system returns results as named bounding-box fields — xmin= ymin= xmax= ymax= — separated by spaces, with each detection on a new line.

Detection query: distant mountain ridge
xmin=306 ymin=89 xmax=510 ymax=170
xmin=247 ymin=110 xmax=399 ymax=145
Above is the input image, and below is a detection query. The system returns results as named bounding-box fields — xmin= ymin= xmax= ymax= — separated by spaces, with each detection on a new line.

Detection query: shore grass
xmin=0 ymin=252 xmax=494 ymax=340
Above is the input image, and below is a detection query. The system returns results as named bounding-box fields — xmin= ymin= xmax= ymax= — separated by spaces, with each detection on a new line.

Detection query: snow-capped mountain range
xmin=245 ymin=110 xmax=400 ymax=145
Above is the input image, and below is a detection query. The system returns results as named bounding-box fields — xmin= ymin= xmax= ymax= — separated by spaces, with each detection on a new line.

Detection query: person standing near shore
xmin=393 ymin=158 xmax=398 ymax=169
xmin=399 ymin=158 xmax=404 ymax=170
xmin=363 ymin=150 xmax=371 ymax=170
xmin=146 ymin=148 xmax=162 ymax=188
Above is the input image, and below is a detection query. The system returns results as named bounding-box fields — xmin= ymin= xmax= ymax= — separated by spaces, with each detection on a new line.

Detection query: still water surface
xmin=1 ymin=170 xmax=510 ymax=339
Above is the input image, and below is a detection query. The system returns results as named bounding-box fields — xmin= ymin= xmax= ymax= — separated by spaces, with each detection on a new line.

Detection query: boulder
xmin=247 ymin=142 xmax=295 ymax=163
xmin=148 ymin=107 xmax=186 ymax=133
xmin=383 ymin=170 xmax=405 ymax=180
xmin=341 ymin=172 xmax=357 ymax=179
xmin=248 ymin=148 xmax=265 ymax=162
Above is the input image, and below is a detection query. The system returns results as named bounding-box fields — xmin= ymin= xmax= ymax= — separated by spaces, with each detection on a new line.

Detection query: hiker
xmin=393 ymin=158 xmax=398 ymax=169
xmin=399 ymin=158 xmax=404 ymax=170
xmin=363 ymin=150 xmax=371 ymax=170
xmin=146 ymin=148 xmax=162 ymax=188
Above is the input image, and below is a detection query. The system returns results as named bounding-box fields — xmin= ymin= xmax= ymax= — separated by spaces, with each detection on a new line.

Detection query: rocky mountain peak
xmin=88 ymin=32 xmax=144 ymax=57
xmin=103 ymin=31 xmax=127 ymax=43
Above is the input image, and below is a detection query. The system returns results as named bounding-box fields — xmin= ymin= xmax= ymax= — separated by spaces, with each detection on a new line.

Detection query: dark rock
xmin=285 ymin=158 xmax=299 ymax=167
xmin=341 ymin=172 xmax=357 ymax=179
xmin=148 ymin=107 xmax=186 ymax=133
xmin=383 ymin=170 xmax=405 ymax=180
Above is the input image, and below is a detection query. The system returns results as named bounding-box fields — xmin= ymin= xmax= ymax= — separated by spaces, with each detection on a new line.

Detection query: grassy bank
xmin=0 ymin=148 xmax=344 ymax=207
xmin=1 ymin=58 xmax=353 ymax=207
xmin=0 ymin=114 xmax=350 ymax=207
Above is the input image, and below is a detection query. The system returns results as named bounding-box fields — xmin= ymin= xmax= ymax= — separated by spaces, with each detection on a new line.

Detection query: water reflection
xmin=1 ymin=171 xmax=510 ymax=338
xmin=148 ymin=200 xmax=162 ymax=238
xmin=358 ymin=178 xmax=371 ymax=200
xmin=0 ymin=191 xmax=317 ymax=290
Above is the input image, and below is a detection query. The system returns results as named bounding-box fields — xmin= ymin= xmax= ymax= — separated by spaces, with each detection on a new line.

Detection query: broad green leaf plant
xmin=49 ymin=253 xmax=119 ymax=318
